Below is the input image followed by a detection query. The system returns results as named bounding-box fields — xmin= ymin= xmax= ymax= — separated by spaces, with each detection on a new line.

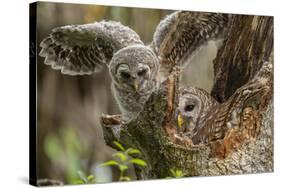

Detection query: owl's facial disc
xmin=116 ymin=63 xmax=151 ymax=92
xmin=176 ymin=95 xmax=201 ymax=132
xmin=111 ymin=45 xmax=158 ymax=92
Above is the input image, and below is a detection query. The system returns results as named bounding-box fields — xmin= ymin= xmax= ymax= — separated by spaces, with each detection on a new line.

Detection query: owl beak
xmin=133 ymin=79 xmax=139 ymax=92
xmin=177 ymin=113 xmax=185 ymax=128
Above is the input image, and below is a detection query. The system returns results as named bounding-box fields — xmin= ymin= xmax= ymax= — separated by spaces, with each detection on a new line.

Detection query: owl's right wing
xmin=39 ymin=21 xmax=143 ymax=75
xmin=151 ymin=11 xmax=231 ymax=72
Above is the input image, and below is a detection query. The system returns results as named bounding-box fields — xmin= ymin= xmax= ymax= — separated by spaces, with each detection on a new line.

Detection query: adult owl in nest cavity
xmin=39 ymin=11 xmax=230 ymax=122
xmin=175 ymin=61 xmax=272 ymax=145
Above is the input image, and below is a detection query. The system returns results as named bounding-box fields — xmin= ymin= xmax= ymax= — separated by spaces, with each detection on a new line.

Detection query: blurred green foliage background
xmin=36 ymin=2 xmax=216 ymax=185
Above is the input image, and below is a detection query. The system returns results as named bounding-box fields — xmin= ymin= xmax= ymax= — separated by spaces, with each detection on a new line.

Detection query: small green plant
xmin=167 ymin=168 xmax=186 ymax=178
xmin=100 ymin=141 xmax=147 ymax=181
xmin=74 ymin=170 xmax=96 ymax=184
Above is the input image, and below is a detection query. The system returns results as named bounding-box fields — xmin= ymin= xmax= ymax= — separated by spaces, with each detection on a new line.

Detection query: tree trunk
xmin=101 ymin=14 xmax=273 ymax=179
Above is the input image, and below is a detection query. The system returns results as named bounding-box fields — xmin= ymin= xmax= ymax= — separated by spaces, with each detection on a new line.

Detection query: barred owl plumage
xmin=175 ymin=61 xmax=272 ymax=145
xmin=175 ymin=87 xmax=222 ymax=144
xmin=39 ymin=11 xmax=230 ymax=122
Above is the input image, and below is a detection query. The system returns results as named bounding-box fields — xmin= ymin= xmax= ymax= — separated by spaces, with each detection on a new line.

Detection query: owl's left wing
xmin=39 ymin=21 xmax=143 ymax=75
xmin=151 ymin=11 xmax=230 ymax=72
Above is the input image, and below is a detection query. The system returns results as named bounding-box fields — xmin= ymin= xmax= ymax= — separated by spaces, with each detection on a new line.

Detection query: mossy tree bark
xmin=101 ymin=14 xmax=273 ymax=179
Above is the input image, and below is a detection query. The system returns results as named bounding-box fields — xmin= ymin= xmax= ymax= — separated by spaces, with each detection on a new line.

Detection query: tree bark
xmin=101 ymin=14 xmax=273 ymax=179
xmin=211 ymin=15 xmax=273 ymax=102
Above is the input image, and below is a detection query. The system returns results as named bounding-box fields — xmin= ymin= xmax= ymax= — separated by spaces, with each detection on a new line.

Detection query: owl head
xmin=175 ymin=87 xmax=217 ymax=135
xmin=109 ymin=45 xmax=159 ymax=93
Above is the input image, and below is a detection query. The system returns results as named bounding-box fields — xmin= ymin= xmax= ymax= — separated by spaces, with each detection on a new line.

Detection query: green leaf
xmin=118 ymin=164 xmax=129 ymax=171
xmin=126 ymin=148 xmax=141 ymax=155
xmin=87 ymin=175 xmax=95 ymax=181
xmin=170 ymin=169 xmax=176 ymax=177
xmin=113 ymin=141 xmax=125 ymax=151
xmin=170 ymin=168 xmax=185 ymax=178
xmin=113 ymin=152 xmax=127 ymax=162
xmin=99 ymin=160 xmax=119 ymax=167
xmin=74 ymin=179 xmax=84 ymax=184
xmin=129 ymin=158 xmax=147 ymax=167
xmin=77 ymin=170 xmax=87 ymax=183
xmin=120 ymin=176 xmax=131 ymax=181
xmin=175 ymin=169 xmax=184 ymax=177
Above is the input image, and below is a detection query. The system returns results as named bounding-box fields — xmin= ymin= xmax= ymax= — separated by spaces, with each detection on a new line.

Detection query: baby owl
xmin=39 ymin=11 xmax=230 ymax=122
xmin=175 ymin=61 xmax=272 ymax=145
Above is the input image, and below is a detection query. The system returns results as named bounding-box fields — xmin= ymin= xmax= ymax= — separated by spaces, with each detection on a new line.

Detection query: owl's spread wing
xmin=39 ymin=21 xmax=143 ymax=75
xmin=151 ymin=11 xmax=230 ymax=72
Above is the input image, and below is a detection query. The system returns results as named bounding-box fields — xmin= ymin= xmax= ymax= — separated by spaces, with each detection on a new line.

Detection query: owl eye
xmin=184 ymin=104 xmax=195 ymax=112
xmin=137 ymin=69 xmax=147 ymax=76
xmin=121 ymin=71 xmax=131 ymax=79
